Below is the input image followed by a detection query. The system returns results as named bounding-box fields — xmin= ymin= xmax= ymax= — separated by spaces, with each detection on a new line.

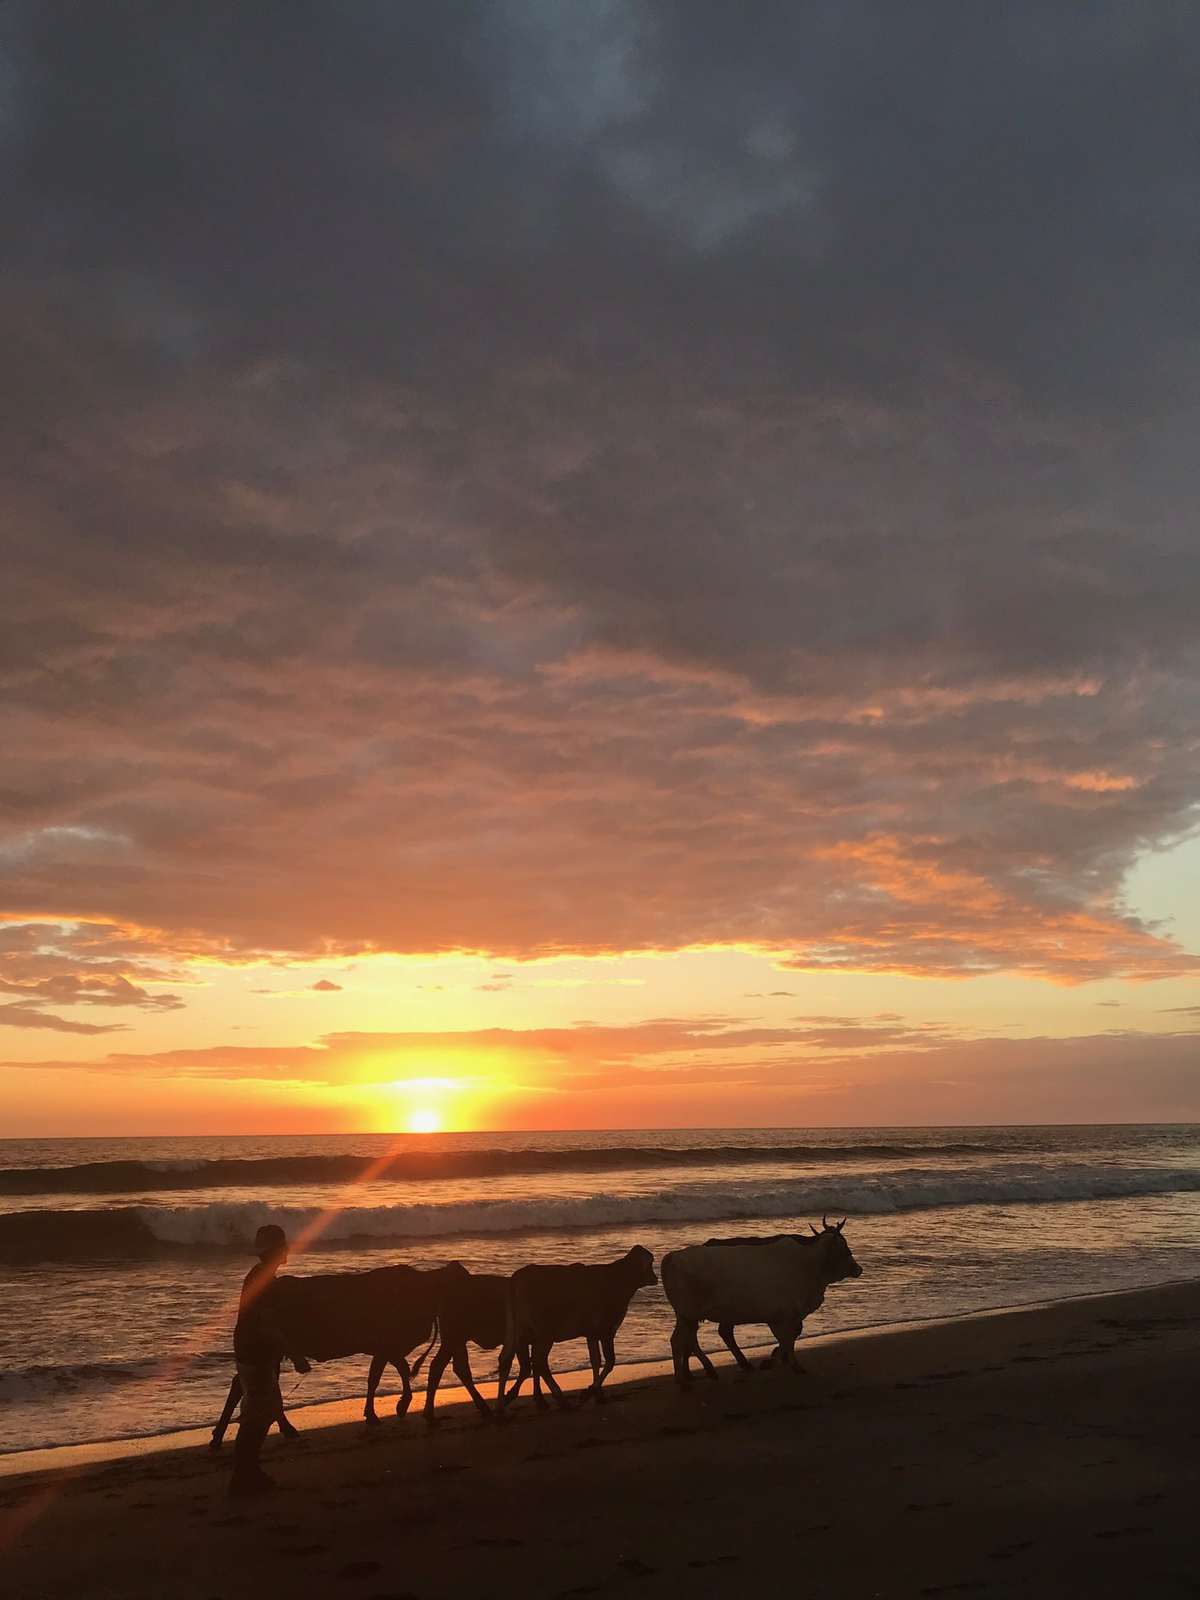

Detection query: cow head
xmin=811 ymin=1216 xmax=863 ymax=1282
xmin=625 ymin=1244 xmax=658 ymax=1287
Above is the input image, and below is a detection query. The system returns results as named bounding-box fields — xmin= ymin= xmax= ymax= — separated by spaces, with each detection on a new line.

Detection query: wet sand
xmin=3 ymin=1279 xmax=1199 ymax=1598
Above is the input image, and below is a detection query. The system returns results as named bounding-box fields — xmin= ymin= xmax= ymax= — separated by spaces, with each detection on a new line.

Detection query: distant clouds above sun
xmin=2 ymin=3 xmax=1199 ymax=1129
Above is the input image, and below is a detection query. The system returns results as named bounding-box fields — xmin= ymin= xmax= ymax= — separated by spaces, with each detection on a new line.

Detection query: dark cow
xmin=496 ymin=1245 xmax=657 ymax=1413
xmin=209 ymin=1260 xmax=515 ymax=1440
xmin=663 ymin=1219 xmax=862 ymax=1385
xmin=422 ymin=1271 xmax=523 ymax=1422
xmin=271 ymin=1262 xmax=468 ymax=1423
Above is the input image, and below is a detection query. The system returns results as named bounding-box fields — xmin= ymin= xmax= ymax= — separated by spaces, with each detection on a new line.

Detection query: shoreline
xmin=5 ymin=1270 xmax=1198 ymax=1480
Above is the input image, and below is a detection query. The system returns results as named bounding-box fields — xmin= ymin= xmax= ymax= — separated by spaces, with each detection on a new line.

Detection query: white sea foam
xmin=136 ymin=1163 xmax=1200 ymax=1248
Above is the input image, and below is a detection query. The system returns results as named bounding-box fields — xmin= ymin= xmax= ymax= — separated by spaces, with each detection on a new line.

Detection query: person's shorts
xmin=235 ymin=1360 xmax=282 ymax=1428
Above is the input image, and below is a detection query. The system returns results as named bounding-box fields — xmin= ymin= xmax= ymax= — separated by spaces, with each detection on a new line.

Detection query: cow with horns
xmin=661 ymin=1216 xmax=863 ymax=1385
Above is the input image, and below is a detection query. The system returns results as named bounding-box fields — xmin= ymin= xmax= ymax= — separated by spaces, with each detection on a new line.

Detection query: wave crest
xmin=0 ymin=1142 xmax=993 ymax=1197
xmin=4 ymin=1163 xmax=1199 ymax=1262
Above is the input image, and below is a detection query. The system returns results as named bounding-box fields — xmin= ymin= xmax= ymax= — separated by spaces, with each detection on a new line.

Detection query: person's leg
xmin=273 ymin=1362 xmax=298 ymax=1437
xmin=230 ymin=1362 xmax=276 ymax=1495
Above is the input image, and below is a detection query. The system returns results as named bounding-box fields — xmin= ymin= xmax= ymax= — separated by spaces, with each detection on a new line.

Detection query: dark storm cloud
xmin=3 ymin=3 xmax=1199 ymax=978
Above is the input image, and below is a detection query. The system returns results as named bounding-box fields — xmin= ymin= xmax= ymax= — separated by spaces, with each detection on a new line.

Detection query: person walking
xmin=229 ymin=1223 xmax=309 ymax=1497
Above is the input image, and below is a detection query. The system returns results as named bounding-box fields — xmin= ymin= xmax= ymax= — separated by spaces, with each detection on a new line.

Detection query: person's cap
xmin=253 ymin=1223 xmax=287 ymax=1254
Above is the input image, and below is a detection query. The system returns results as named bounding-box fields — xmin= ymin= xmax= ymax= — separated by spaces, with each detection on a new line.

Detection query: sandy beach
xmin=3 ymin=1279 xmax=1199 ymax=1599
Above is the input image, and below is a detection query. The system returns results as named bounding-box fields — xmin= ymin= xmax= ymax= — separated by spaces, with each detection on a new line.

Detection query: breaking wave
xmin=0 ymin=1352 xmax=230 ymax=1404
xmin=0 ymin=1142 xmax=993 ymax=1196
xmin=4 ymin=1163 xmax=1200 ymax=1262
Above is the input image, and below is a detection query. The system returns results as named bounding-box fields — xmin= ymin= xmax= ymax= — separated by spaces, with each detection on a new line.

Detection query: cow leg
xmin=273 ymin=1363 xmax=299 ymax=1440
xmin=691 ymin=1331 xmax=720 ymax=1382
xmin=364 ymin=1354 xmax=388 ymax=1424
xmin=395 ymin=1356 xmax=413 ymax=1415
xmin=768 ymin=1321 xmax=804 ymax=1374
xmin=584 ymin=1334 xmax=604 ymax=1403
xmin=423 ymin=1342 xmax=453 ymax=1421
xmin=501 ymin=1343 xmax=533 ymax=1411
xmin=717 ymin=1322 xmax=753 ymax=1372
xmin=451 ymin=1345 xmax=495 ymax=1420
xmin=210 ymin=1373 xmax=242 ymax=1450
xmin=533 ymin=1341 xmax=569 ymax=1411
xmin=496 ymin=1340 xmax=521 ymax=1414
xmin=670 ymin=1317 xmax=699 ymax=1387
xmin=590 ymin=1331 xmax=618 ymax=1403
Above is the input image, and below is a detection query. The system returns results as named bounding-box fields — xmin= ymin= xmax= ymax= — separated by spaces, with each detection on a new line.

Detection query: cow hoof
xmin=364 ymin=1413 xmax=383 ymax=1427
xmin=208 ymin=1436 xmax=224 ymax=1452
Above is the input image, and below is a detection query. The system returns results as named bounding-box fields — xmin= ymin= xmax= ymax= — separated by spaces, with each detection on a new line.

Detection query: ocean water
xmin=3 ymin=1124 xmax=1200 ymax=1455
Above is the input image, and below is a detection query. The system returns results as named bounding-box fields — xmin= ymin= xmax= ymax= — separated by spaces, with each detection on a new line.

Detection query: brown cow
xmin=422 ymin=1270 xmax=525 ymax=1422
xmin=496 ymin=1245 xmax=657 ymax=1413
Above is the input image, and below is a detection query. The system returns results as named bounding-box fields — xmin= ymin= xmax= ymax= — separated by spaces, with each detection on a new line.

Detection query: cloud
xmin=0 ymin=1003 xmax=126 ymax=1036
xmin=0 ymin=1013 xmax=959 ymax=1084
xmin=4 ymin=1014 xmax=1198 ymax=1123
xmin=3 ymin=5 xmax=1200 ymax=984
xmin=310 ymin=979 xmax=342 ymax=992
xmin=0 ymin=920 xmax=184 ymax=1031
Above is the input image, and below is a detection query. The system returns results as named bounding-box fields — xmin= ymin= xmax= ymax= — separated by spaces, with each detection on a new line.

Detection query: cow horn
xmin=836 ymin=1217 xmax=847 ymax=1231
xmin=821 ymin=1213 xmax=830 ymax=1230
xmin=809 ymin=1222 xmax=821 ymax=1236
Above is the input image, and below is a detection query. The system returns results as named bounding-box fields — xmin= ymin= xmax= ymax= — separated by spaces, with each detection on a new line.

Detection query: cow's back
xmin=662 ymin=1239 xmax=818 ymax=1325
xmin=511 ymin=1261 xmax=623 ymax=1343
xmin=273 ymin=1265 xmax=434 ymax=1360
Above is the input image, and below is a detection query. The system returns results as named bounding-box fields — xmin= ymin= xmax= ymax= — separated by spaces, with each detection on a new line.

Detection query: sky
xmin=2 ymin=2 xmax=1199 ymax=1136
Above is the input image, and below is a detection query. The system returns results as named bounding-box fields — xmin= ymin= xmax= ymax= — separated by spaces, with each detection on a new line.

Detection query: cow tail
xmin=409 ymin=1317 xmax=438 ymax=1380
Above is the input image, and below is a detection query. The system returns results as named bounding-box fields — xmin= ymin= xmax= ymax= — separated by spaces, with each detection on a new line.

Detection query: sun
xmin=407 ymin=1107 xmax=441 ymax=1134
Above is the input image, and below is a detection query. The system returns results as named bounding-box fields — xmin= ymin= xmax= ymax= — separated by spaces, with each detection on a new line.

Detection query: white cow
xmin=661 ymin=1218 xmax=863 ymax=1385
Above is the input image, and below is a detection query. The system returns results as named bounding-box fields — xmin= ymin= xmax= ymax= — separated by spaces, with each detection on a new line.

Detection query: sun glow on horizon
xmin=407 ymin=1106 xmax=441 ymax=1134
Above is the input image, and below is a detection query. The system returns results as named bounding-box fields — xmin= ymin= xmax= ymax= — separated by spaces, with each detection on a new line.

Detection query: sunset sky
xmin=3 ymin=3 xmax=1199 ymax=1135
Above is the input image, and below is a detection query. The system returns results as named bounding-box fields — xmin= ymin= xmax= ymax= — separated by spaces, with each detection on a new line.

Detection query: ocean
xmin=3 ymin=1124 xmax=1199 ymax=1456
